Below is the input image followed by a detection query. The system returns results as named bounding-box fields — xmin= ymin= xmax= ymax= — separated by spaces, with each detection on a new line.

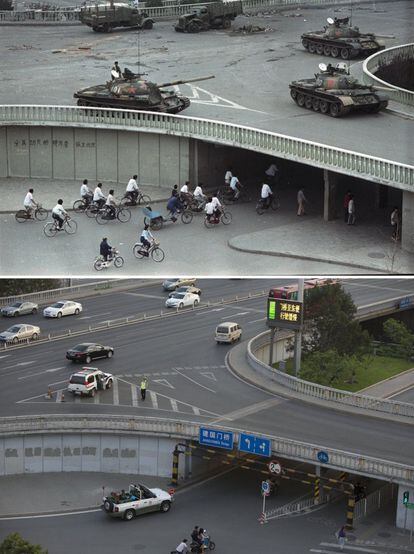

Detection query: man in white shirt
xmin=52 ymin=199 xmax=67 ymax=230
xmin=205 ymin=198 xmax=215 ymax=221
xmin=80 ymin=179 xmax=93 ymax=205
xmin=193 ymin=183 xmax=205 ymax=207
xmin=261 ymin=182 xmax=273 ymax=208
xmin=126 ymin=175 xmax=139 ymax=203
xmin=105 ymin=189 xmax=117 ymax=219
xmin=224 ymin=168 xmax=233 ymax=187
xmin=93 ymin=183 xmax=106 ymax=208
xmin=230 ymin=175 xmax=241 ymax=199
xmin=175 ymin=539 xmax=188 ymax=553
xmin=180 ymin=181 xmax=192 ymax=205
xmin=140 ymin=224 xmax=155 ymax=255
xmin=211 ymin=194 xmax=222 ymax=215
xmin=23 ymin=188 xmax=37 ymax=216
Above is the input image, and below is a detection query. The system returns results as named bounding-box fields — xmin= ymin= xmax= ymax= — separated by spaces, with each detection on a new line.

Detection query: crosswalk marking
xmin=112 ymin=379 xmax=119 ymax=405
xmin=150 ymin=391 xmax=158 ymax=409
xmin=131 ymin=384 xmax=138 ymax=407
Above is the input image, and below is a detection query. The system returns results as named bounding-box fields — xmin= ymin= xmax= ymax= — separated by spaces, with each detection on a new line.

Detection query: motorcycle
xmin=190 ymin=535 xmax=216 ymax=552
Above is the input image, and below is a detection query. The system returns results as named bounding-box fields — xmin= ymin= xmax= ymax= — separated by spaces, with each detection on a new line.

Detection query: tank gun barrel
xmin=158 ymin=75 xmax=215 ymax=88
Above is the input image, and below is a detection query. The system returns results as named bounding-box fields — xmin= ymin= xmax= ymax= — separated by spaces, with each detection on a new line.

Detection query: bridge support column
xmin=189 ymin=139 xmax=199 ymax=186
xmin=396 ymin=485 xmax=414 ymax=530
xmin=402 ymin=191 xmax=414 ymax=253
xmin=323 ymin=169 xmax=337 ymax=221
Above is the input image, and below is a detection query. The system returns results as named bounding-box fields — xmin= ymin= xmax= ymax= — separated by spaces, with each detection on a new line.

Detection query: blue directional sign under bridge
xmin=199 ymin=427 xmax=234 ymax=450
xmin=239 ymin=433 xmax=271 ymax=457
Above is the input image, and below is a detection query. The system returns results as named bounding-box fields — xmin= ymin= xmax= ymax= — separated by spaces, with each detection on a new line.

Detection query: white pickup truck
xmin=102 ymin=483 xmax=173 ymax=521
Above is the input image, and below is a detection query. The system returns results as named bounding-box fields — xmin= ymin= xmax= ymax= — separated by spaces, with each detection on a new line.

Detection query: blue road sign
xmin=400 ymin=297 xmax=412 ymax=309
xmin=199 ymin=427 xmax=234 ymax=450
xmin=317 ymin=451 xmax=329 ymax=464
xmin=262 ymin=481 xmax=270 ymax=494
xmin=239 ymin=433 xmax=271 ymax=457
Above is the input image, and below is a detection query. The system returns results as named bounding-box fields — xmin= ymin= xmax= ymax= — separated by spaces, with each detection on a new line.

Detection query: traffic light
xmin=403 ymin=491 xmax=410 ymax=505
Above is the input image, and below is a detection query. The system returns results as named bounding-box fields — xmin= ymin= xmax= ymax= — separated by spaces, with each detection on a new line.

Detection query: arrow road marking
xmin=152 ymin=379 xmax=175 ymax=389
xmin=18 ymin=367 xmax=65 ymax=380
xmin=200 ymin=372 xmax=217 ymax=381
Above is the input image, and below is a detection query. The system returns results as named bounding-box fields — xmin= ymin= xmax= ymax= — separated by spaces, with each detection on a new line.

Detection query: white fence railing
xmin=0 ymin=414 xmax=413 ymax=484
xmin=354 ymin=483 xmax=396 ymax=521
xmin=264 ymin=493 xmax=320 ymax=521
xmin=363 ymin=44 xmax=414 ymax=108
xmin=248 ymin=331 xmax=414 ymax=419
xmin=1 ymin=105 xmax=412 ymax=190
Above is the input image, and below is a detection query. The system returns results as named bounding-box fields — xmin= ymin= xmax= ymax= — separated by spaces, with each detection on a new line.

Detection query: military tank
xmin=74 ymin=71 xmax=215 ymax=113
xmin=301 ymin=17 xmax=384 ymax=60
xmin=289 ymin=63 xmax=389 ymax=117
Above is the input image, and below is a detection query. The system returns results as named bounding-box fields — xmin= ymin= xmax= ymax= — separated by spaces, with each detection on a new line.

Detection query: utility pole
xmin=294 ymin=278 xmax=304 ymax=376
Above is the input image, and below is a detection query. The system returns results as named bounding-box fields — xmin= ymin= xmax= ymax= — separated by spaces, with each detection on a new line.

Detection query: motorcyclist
xmin=260 ymin=182 xmax=273 ymax=209
xmin=126 ymin=175 xmax=140 ymax=203
xmin=140 ymin=224 xmax=155 ymax=256
xmin=100 ymin=237 xmax=112 ymax=262
xmin=167 ymin=195 xmax=183 ymax=222
xmin=191 ymin=526 xmax=201 ymax=546
xmin=105 ymin=189 xmax=117 ymax=219
xmin=93 ymin=183 xmax=106 ymax=209
xmin=80 ymin=179 xmax=93 ymax=205
xmin=23 ymin=188 xmax=38 ymax=217
xmin=52 ymin=199 xmax=67 ymax=230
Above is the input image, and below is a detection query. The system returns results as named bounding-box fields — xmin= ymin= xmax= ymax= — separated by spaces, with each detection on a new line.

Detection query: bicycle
xmin=73 ymin=197 xmax=92 ymax=213
xmin=85 ymin=201 xmax=105 ymax=218
xmin=15 ymin=204 xmax=48 ymax=223
xmin=43 ymin=215 xmax=77 ymax=237
xmin=120 ymin=191 xmax=152 ymax=207
xmin=204 ymin=210 xmax=232 ymax=228
xmin=256 ymin=196 xmax=280 ymax=215
xmin=96 ymin=205 xmax=131 ymax=224
xmin=94 ymin=248 xmax=124 ymax=271
xmin=133 ymin=240 xmax=165 ymax=262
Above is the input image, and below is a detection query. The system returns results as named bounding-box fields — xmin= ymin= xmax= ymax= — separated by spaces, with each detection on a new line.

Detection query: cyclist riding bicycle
xmin=93 ymin=183 xmax=106 ymax=209
xmin=126 ymin=174 xmax=140 ymax=203
xmin=260 ymin=182 xmax=273 ymax=208
xmin=23 ymin=188 xmax=38 ymax=217
xmin=166 ymin=195 xmax=183 ymax=222
xmin=193 ymin=184 xmax=206 ymax=207
xmin=105 ymin=189 xmax=117 ymax=219
xmin=100 ymin=237 xmax=113 ymax=261
xmin=140 ymin=224 xmax=155 ymax=256
xmin=80 ymin=179 xmax=93 ymax=205
xmin=180 ymin=181 xmax=192 ymax=206
xmin=52 ymin=199 xmax=67 ymax=230
xmin=229 ymin=175 xmax=242 ymax=200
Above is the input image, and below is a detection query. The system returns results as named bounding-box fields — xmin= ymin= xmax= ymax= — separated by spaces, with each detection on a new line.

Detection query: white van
xmin=215 ymin=321 xmax=242 ymax=344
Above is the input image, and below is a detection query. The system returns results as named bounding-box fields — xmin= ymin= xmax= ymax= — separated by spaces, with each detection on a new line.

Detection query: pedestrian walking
xmin=347 ymin=194 xmax=355 ymax=225
xmin=140 ymin=376 xmax=148 ymax=401
xmin=297 ymin=188 xmax=307 ymax=216
xmin=343 ymin=189 xmax=351 ymax=223
xmin=390 ymin=206 xmax=400 ymax=241
xmin=336 ymin=525 xmax=346 ymax=550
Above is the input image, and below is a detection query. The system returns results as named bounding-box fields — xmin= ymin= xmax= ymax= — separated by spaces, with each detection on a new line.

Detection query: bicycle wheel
xmin=94 ymin=258 xmax=104 ymax=271
xmin=271 ymin=197 xmax=280 ymax=211
xmin=133 ymin=244 xmax=145 ymax=259
xmin=43 ymin=222 xmax=57 ymax=237
xmin=73 ymin=200 xmax=86 ymax=213
xmin=85 ymin=205 xmax=98 ymax=218
xmin=150 ymin=219 xmax=163 ymax=231
xmin=114 ymin=256 xmax=124 ymax=268
xmin=151 ymin=247 xmax=165 ymax=262
xmin=117 ymin=207 xmax=131 ymax=223
xmin=256 ymin=203 xmax=265 ymax=216
xmin=221 ymin=211 xmax=232 ymax=225
xmin=96 ymin=211 xmax=108 ymax=225
xmin=15 ymin=210 xmax=29 ymax=223
xmin=138 ymin=194 xmax=151 ymax=205
xmin=181 ymin=210 xmax=193 ymax=224
xmin=204 ymin=216 xmax=214 ymax=229
xmin=65 ymin=219 xmax=77 ymax=234
xmin=35 ymin=207 xmax=48 ymax=221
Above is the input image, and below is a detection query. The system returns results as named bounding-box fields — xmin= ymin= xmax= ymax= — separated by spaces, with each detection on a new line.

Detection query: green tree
xmin=0 ymin=532 xmax=48 ymax=554
xmin=303 ymin=282 xmax=370 ymax=357
xmin=383 ymin=318 xmax=414 ymax=359
xmin=300 ymin=350 xmax=367 ymax=387
xmin=0 ymin=279 xmax=62 ymax=298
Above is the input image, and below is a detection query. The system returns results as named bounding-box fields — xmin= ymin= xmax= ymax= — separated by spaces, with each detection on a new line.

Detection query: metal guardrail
xmin=248 ymin=330 xmax=414 ymax=419
xmin=264 ymin=492 xmax=320 ymax=521
xmin=1 ymin=105 xmax=412 ymax=190
xmin=354 ymin=483 xmax=395 ymax=521
xmin=1 ymin=414 xmax=413 ymax=484
xmin=363 ymin=44 xmax=414 ymax=107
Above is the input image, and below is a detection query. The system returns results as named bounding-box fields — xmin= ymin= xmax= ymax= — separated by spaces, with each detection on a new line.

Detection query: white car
xmin=103 ymin=483 xmax=173 ymax=520
xmin=165 ymin=292 xmax=200 ymax=309
xmin=43 ymin=300 xmax=83 ymax=318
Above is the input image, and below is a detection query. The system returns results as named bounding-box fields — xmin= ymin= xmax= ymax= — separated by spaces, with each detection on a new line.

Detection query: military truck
xmin=79 ymin=1 xmax=154 ymax=32
xmin=175 ymin=0 xmax=242 ymax=32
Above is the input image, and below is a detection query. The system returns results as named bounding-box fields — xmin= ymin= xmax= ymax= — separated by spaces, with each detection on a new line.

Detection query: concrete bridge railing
xmin=0 ymin=414 xmax=413 ymax=484
xmin=1 ymin=105 xmax=413 ymax=190
xmin=363 ymin=44 xmax=414 ymax=107
xmin=248 ymin=330 xmax=414 ymax=420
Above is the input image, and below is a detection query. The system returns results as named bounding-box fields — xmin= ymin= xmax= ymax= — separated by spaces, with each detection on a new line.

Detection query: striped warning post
xmin=170 ymin=449 xmax=179 ymax=487
xmin=314 ymin=478 xmax=320 ymax=504
xmin=346 ymin=496 xmax=355 ymax=529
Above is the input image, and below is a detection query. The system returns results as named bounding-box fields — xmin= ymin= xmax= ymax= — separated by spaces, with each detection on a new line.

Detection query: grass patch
xmin=274 ymin=355 xmax=413 ymax=392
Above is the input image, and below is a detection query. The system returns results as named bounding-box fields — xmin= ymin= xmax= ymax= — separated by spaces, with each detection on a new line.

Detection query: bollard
xmin=314 ymin=478 xmax=320 ymax=505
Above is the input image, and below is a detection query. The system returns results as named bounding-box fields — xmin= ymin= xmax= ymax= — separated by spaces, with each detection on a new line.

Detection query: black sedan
xmin=66 ymin=343 xmax=114 ymax=363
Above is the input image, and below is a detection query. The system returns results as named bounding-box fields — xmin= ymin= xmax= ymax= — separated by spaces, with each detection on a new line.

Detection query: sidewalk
xmin=2 ymin=177 xmax=414 ymax=273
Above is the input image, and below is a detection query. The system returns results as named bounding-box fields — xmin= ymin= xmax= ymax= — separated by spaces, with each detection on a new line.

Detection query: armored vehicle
xmin=175 ymin=0 xmax=242 ymax=32
xmin=301 ymin=17 xmax=384 ymax=60
xmin=74 ymin=71 xmax=215 ymax=113
xmin=289 ymin=63 xmax=389 ymax=117
xmin=79 ymin=1 xmax=154 ymax=32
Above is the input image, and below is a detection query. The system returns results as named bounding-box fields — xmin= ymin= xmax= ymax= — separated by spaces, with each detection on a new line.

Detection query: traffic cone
xmin=60 ymin=392 xmax=65 ymax=402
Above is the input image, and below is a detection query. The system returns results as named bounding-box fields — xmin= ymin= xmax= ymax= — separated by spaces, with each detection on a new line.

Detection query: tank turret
xmin=289 ymin=63 xmax=389 ymax=117
xmin=301 ymin=17 xmax=384 ymax=60
xmin=74 ymin=73 xmax=215 ymax=113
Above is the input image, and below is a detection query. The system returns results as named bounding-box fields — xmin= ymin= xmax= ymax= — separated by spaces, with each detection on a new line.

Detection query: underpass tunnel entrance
xmin=192 ymin=140 xmax=402 ymax=228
